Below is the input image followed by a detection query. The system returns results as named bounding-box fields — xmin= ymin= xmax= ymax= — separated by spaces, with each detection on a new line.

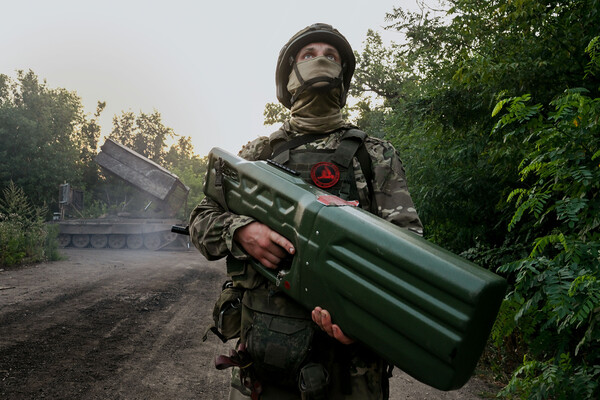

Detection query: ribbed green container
xmin=204 ymin=148 xmax=507 ymax=390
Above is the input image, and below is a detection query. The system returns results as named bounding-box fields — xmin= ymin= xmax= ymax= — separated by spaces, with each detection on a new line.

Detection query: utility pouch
xmin=299 ymin=362 xmax=329 ymax=400
xmin=203 ymin=281 xmax=243 ymax=343
xmin=227 ymin=255 xmax=264 ymax=290
xmin=242 ymin=287 xmax=315 ymax=388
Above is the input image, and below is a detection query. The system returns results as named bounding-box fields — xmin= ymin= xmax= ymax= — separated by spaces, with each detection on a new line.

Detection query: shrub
xmin=0 ymin=181 xmax=57 ymax=266
xmin=492 ymin=86 xmax=600 ymax=398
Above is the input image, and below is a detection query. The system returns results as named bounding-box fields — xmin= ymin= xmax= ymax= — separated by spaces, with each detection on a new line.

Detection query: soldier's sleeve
xmin=187 ymin=136 xmax=272 ymax=261
xmin=188 ymin=197 xmax=255 ymax=261
xmin=368 ymin=139 xmax=424 ymax=236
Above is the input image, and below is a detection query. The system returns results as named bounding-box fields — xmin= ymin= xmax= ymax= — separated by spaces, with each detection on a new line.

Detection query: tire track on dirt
xmin=81 ymin=266 xmax=232 ymax=399
xmin=0 ymin=258 xmax=225 ymax=399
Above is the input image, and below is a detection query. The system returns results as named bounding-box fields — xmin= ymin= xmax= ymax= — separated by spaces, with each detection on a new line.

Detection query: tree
xmin=77 ymin=101 xmax=105 ymax=190
xmin=165 ymin=136 xmax=208 ymax=218
xmin=351 ymin=29 xmax=415 ymax=102
xmin=0 ymin=70 xmax=101 ymax=212
xmin=351 ymin=0 xmax=600 ymax=254
xmin=109 ymin=109 xmax=174 ymax=165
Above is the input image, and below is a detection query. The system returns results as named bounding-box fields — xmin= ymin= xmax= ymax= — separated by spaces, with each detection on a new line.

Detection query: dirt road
xmin=0 ymin=248 xmax=498 ymax=399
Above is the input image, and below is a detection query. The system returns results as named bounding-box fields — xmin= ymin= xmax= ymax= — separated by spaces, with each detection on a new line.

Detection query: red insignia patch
xmin=310 ymin=162 xmax=340 ymax=188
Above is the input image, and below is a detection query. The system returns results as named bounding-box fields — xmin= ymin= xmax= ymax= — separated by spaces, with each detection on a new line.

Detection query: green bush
xmin=43 ymin=222 xmax=62 ymax=262
xmin=492 ymin=85 xmax=600 ymax=398
xmin=0 ymin=218 xmax=27 ymax=265
xmin=0 ymin=181 xmax=59 ymax=266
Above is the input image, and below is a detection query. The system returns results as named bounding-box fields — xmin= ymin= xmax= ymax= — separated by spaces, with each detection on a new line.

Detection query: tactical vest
xmin=263 ymin=127 xmax=377 ymax=214
xmin=212 ymin=127 xmax=385 ymax=398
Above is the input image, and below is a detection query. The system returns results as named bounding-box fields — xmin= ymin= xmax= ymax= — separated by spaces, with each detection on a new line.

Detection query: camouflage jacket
xmin=189 ymin=123 xmax=423 ymax=262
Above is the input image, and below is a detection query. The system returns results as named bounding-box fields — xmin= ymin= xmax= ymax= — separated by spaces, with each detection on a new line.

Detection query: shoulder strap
xmin=271 ymin=133 xmax=329 ymax=160
xmin=331 ymin=129 xmax=367 ymax=167
xmin=254 ymin=128 xmax=286 ymax=161
xmin=333 ymin=128 xmax=378 ymax=214
xmin=356 ymin=142 xmax=378 ymax=214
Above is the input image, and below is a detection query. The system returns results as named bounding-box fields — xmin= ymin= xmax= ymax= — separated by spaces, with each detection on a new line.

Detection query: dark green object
xmin=204 ymin=147 xmax=507 ymax=391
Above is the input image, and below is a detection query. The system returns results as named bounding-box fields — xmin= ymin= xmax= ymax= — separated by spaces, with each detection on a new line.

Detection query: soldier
xmin=189 ymin=23 xmax=423 ymax=399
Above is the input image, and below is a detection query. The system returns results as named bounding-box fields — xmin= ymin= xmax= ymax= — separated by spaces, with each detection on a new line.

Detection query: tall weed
xmin=0 ymin=181 xmax=59 ymax=266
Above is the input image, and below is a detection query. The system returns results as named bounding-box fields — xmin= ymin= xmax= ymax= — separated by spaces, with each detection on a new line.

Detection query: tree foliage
xmin=350 ymin=1 xmax=600 ymax=397
xmin=493 ymin=87 xmax=600 ymax=399
xmin=165 ymin=135 xmax=208 ymax=218
xmin=109 ymin=109 xmax=174 ymax=165
xmin=352 ymin=0 xmax=600 ymax=254
xmin=0 ymin=70 xmax=100 ymax=211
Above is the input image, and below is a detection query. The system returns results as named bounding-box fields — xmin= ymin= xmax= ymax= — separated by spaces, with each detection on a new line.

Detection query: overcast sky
xmin=1 ymin=0 xmax=420 ymax=157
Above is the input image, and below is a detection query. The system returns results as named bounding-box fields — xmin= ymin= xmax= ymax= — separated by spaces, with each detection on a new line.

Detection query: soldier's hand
xmin=312 ymin=306 xmax=355 ymax=345
xmin=233 ymin=221 xmax=295 ymax=269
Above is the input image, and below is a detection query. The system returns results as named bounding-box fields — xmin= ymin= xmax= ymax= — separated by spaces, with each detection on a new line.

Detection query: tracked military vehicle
xmin=56 ymin=139 xmax=190 ymax=250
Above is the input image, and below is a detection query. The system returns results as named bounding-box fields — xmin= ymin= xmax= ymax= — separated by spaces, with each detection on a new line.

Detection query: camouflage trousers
xmin=228 ymin=363 xmax=388 ymax=400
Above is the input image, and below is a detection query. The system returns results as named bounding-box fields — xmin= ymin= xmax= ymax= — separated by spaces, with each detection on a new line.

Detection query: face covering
xmin=287 ymin=56 xmax=345 ymax=133
xmin=287 ymin=56 xmax=343 ymax=93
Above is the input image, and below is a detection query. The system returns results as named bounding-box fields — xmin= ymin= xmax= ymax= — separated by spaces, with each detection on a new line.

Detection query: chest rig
xmin=211 ymin=129 xmax=381 ymax=396
xmin=263 ymin=128 xmax=377 ymax=213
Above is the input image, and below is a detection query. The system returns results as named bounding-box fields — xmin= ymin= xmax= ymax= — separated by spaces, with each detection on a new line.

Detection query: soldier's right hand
xmin=233 ymin=222 xmax=295 ymax=269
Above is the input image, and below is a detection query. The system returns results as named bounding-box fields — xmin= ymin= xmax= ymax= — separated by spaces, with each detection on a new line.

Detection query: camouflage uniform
xmin=190 ymin=121 xmax=422 ymax=259
xmin=189 ymin=121 xmax=423 ymax=400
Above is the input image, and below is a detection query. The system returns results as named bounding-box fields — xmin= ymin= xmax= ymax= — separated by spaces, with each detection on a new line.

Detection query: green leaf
xmin=492 ymin=98 xmax=509 ymax=117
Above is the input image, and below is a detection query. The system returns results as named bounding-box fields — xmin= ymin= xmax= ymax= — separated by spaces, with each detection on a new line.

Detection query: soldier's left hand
xmin=311 ymin=306 xmax=355 ymax=345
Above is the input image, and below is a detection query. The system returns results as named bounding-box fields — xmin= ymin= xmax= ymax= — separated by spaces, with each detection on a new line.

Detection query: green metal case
xmin=204 ymin=148 xmax=506 ymax=390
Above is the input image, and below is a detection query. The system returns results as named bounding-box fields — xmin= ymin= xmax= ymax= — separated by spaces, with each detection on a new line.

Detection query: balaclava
xmin=286 ymin=56 xmax=345 ymax=133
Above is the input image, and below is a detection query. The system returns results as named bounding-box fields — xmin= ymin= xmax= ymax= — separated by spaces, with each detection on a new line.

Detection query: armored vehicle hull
xmin=56 ymin=217 xmax=188 ymax=250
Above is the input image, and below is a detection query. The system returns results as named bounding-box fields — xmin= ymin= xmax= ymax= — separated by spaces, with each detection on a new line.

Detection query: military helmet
xmin=276 ymin=23 xmax=355 ymax=109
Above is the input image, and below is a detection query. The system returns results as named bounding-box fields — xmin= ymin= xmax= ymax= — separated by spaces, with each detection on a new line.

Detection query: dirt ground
xmin=0 ymin=248 xmax=500 ymax=399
